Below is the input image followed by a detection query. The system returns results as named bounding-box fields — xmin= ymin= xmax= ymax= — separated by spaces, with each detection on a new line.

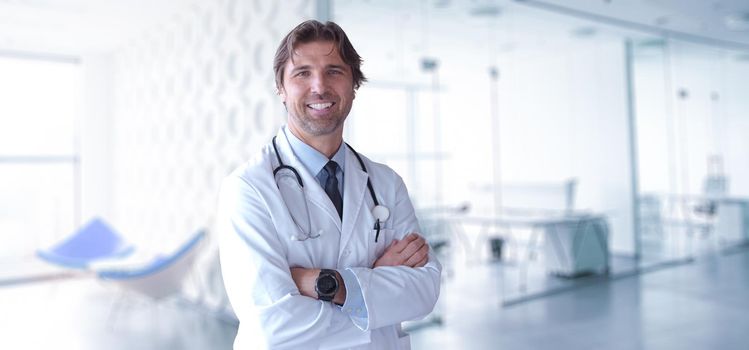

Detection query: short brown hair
xmin=273 ymin=20 xmax=366 ymax=90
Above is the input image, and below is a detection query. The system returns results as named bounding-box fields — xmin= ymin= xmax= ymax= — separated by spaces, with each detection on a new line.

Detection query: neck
xmin=287 ymin=123 xmax=343 ymax=159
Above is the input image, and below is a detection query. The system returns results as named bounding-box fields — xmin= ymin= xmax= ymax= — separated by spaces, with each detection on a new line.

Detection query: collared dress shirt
xmin=283 ymin=127 xmax=369 ymax=324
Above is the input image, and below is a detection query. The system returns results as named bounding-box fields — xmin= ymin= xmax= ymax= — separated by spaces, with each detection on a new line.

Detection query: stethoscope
xmin=272 ymin=135 xmax=390 ymax=242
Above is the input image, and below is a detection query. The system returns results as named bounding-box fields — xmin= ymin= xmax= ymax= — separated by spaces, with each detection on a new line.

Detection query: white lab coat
xmin=217 ymin=127 xmax=442 ymax=350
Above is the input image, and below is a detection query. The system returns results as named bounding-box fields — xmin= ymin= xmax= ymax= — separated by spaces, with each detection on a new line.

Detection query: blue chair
xmin=37 ymin=218 xmax=134 ymax=269
xmin=96 ymin=229 xmax=207 ymax=300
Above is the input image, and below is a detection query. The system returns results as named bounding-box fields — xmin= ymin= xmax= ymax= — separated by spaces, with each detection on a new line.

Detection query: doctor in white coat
xmin=217 ymin=20 xmax=441 ymax=349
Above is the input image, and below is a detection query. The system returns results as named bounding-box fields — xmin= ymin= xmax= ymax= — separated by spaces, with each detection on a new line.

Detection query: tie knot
xmin=324 ymin=161 xmax=339 ymax=177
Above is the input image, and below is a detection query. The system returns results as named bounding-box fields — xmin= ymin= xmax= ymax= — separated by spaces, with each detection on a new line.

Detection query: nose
xmin=309 ymin=72 xmax=328 ymax=95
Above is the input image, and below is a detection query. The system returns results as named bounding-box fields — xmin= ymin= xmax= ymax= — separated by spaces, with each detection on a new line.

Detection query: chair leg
xmin=106 ymin=291 xmax=128 ymax=331
xmin=519 ymin=227 xmax=541 ymax=292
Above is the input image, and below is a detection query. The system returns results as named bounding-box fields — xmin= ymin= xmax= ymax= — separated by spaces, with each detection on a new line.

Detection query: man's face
xmin=279 ymin=40 xmax=355 ymax=138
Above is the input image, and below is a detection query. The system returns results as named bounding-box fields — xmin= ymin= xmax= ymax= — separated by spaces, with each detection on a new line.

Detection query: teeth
xmin=308 ymin=103 xmax=333 ymax=110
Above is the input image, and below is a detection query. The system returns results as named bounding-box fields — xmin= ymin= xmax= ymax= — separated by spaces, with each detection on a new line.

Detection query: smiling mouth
xmin=307 ymin=102 xmax=334 ymax=110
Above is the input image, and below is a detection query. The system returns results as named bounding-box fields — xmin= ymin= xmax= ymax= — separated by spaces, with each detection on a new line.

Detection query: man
xmin=217 ymin=20 xmax=441 ymax=349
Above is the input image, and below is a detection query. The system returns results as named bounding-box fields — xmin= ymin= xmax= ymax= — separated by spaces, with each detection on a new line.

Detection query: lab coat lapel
xmin=340 ymin=145 xmax=368 ymax=250
xmin=274 ymin=128 xmax=342 ymax=231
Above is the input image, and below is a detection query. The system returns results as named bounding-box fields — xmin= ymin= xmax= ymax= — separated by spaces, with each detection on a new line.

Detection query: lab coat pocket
xmin=368 ymin=228 xmax=394 ymax=264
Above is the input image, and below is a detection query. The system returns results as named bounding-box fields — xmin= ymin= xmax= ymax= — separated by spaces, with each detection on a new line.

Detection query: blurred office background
xmin=1 ymin=0 xmax=748 ymax=349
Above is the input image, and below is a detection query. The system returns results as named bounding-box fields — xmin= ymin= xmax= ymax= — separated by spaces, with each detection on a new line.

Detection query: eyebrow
xmin=289 ymin=65 xmax=312 ymax=74
xmin=289 ymin=64 xmax=348 ymax=74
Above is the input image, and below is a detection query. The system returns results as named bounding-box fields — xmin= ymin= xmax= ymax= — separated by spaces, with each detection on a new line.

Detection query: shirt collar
xmin=283 ymin=125 xmax=346 ymax=177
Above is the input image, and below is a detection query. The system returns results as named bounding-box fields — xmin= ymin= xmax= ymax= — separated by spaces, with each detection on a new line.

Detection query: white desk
xmin=455 ymin=213 xmax=610 ymax=279
xmin=714 ymin=198 xmax=749 ymax=245
xmin=648 ymin=194 xmax=749 ymax=247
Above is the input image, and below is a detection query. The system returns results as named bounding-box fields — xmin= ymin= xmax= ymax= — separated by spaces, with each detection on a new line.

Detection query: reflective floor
xmin=1 ymin=246 xmax=747 ymax=350
xmin=411 ymin=245 xmax=749 ymax=350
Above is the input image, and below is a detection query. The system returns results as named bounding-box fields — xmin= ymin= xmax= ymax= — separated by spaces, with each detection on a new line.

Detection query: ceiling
xmin=0 ymin=0 xmax=192 ymax=57
xmin=0 ymin=0 xmax=747 ymax=57
xmin=336 ymin=0 xmax=749 ymax=49
xmin=513 ymin=0 xmax=749 ymax=50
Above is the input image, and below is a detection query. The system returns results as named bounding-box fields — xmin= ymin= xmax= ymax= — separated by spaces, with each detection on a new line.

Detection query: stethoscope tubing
xmin=272 ymin=135 xmax=386 ymax=242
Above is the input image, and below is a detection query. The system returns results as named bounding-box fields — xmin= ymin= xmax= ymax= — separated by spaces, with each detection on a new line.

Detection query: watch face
xmin=317 ymin=275 xmax=337 ymax=295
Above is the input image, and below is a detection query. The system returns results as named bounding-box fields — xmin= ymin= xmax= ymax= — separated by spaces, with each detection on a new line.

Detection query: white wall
xmin=110 ymin=0 xmax=314 ymax=248
xmin=81 ymin=54 xmax=114 ymax=225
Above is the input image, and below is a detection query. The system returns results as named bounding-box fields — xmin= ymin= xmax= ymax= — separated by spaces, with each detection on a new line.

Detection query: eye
xmin=328 ymin=69 xmax=344 ymax=75
xmin=294 ymin=71 xmax=310 ymax=78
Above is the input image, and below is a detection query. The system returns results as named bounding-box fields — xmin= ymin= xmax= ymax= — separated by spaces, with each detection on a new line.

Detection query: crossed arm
xmin=289 ymin=233 xmax=431 ymax=303
xmin=219 ymin=170 xmax=442 ymax=349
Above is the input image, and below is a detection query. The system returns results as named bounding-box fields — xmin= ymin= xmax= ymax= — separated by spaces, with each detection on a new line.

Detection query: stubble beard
xmin=290 ymin=105 xmax=348 ymax=137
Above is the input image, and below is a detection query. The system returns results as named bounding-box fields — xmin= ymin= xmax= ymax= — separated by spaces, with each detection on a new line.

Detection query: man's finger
xmin=404 ymin=244 xmax=429 ymax=267
xmin=380 ymin=239 xmax=400 ymax=256
xmin=414 ymin=254 xmax=428 ymax=268
xmin=392 ymin=233 xmax=418 ymax=253
xmin=399 ymin=237 xmax=426 ymax=261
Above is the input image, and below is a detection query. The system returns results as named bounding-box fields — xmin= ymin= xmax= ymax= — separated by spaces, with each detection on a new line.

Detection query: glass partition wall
xmin=335 ymin=0 xmax=749 ymax=314
xmin=335 ymin=0 xmax=641 ymax=309
xmin=633 ymin=39 xmax=749 ymax=264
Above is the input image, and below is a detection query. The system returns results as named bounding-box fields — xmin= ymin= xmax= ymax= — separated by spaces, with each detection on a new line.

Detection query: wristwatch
xmin=315 ymin=269 xmax=339 ymax=302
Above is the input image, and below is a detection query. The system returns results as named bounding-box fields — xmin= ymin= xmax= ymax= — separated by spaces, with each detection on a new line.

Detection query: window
xmin=0 ymin=54 xmax=81 ymax=260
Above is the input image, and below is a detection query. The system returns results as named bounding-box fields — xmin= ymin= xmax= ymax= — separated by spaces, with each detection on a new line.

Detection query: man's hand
xmin=290 ymin=267 xmax=346 ymax=305
xmin=373 ymin=233 xmax=430 ymax=268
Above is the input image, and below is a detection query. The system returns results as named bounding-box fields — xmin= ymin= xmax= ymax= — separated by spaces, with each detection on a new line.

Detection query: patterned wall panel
xmin=113 ymin=0 xmax=313 ymax=247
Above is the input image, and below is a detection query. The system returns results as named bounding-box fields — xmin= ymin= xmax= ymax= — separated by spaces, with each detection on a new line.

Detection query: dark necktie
xmin=323 ymin=161 xmax=343 ymax=220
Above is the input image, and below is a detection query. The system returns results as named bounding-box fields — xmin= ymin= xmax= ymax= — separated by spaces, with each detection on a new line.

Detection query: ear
xmin=277 ymin=86 xmax=287 ymax=102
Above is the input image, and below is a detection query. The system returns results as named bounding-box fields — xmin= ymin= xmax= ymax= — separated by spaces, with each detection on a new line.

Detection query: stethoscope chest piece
xmin=372 ymin=205 xmax=390 ymax=222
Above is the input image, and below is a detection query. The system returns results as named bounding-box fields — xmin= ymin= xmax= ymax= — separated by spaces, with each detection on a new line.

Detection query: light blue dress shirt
xmin=283 ymin=127 xmax=369 ymax=323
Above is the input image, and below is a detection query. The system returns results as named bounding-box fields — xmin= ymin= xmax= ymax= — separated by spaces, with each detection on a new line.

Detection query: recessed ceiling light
xmin=654 ymin=16 xmax=669 ymax=26
xmin=725 ymin=12 xmax=749 ymax=31
xmin=735 ymin=53 xmax=749 ymax=62
xmin=571 ymin=26 xmax=597 ymax=38
xmin=499 ymin=43 xmax=516 ymax=53
xmin=469 ymin=4 xmax=502 ymax=17
xmin=636 ymin=38 xmax=667 ymax=48
xmin=434 ymin=0 xmax=451 ymax=8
